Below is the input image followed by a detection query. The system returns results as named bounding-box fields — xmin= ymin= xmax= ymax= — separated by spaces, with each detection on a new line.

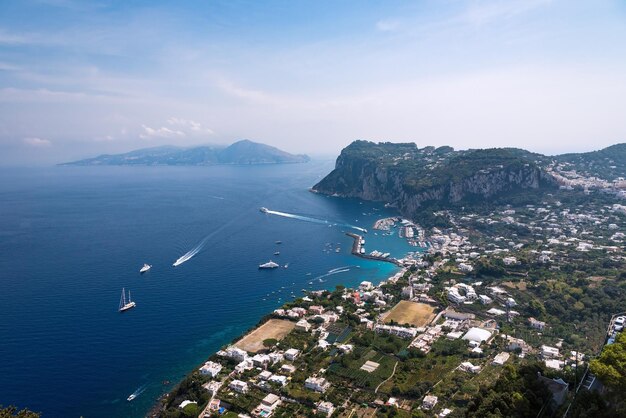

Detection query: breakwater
xmin=346 ymin=232 xmax=404 ymax=266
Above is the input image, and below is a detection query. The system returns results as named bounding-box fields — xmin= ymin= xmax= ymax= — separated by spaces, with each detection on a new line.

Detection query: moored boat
xmin=259 ymin=260 xmax=279 ymax=269
xmin=119 ymin=288 xmax=136 ymax=312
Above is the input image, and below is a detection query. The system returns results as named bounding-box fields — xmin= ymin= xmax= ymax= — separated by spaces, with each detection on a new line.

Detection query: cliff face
xmin=312 ymin=141 xmax=555 ymax=218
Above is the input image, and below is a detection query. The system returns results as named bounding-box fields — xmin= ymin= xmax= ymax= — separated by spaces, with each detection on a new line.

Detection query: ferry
xmin=260 ymin=207 xmax=269 ymax=213
xmin=119 ymin=288 xmax=136 ymax=312
xmin=139 ymin=263 xmax=151 ymax=273
xmin=259 ymin=260 xmax=279 ymax=269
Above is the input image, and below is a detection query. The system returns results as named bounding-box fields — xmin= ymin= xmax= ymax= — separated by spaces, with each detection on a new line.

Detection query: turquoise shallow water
xmin=0 ymin=161 xmax=418 ymax=417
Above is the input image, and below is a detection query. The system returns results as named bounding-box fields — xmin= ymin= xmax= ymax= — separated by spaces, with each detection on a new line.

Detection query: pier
xmin=346 ymin=232 xmax=404 ymax=266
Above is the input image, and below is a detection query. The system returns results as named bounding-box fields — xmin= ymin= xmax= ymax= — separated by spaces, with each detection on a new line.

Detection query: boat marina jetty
xmin=345 ymin=232 xmax=403 ymax=266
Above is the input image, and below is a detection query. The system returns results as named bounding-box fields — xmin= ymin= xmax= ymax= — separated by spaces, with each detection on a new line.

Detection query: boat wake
xmin=262 ymin=209 xmax=367 ymax=233
xmin=314 ymin=267 xmax=352 ymax=281
xmin=328 ymin=265 xmax=358 ymax=273
xmin=173 ymin=211 xmax=246 ymax=266
xmin=173 ymin=236 xmax=210 ymax=266
xmin=127 ymin=384 xmax=147 ymax=401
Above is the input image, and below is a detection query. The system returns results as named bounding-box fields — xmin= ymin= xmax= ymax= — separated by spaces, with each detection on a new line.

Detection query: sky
xmin=1 ymin=0 xmax=626 ymax=165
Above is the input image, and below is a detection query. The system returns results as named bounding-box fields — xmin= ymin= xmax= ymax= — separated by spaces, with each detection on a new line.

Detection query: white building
xmin=462 ymin=327 xmax=493 ymax=344
xmin=269 ymin=374 xmax=288 ymax=386
xmin=359 ymin=281 xmax=373 ymax=290
xmin=280 ymin=364 xmax=296 ymax=374
xmin=447 ymin=288 xmax=466 ymax=304
xmin=479 ymin=295 xmax=493 ymax=305
xmin=492 ymin=352 xmax=510 ymax=366
xmin=529 ymin=317 xmax=546 ymax=330
xmin=199 ymin=361 xmax=223 ymax=378
xmin=317 ymin=401 xmax=335 ymax=417
xmin=229 ymin=379 xmax=249 ymax=394
xmin=284 ymin=348 xmax=300 ymax=361
xmin=305 ymin=376 xmax=330 ymax=393
xmin=422 ymin=395 xmax=438 ymax=410
xmin=459 ymin=362 xmax=481 ymax=373
xmin=295 ymin=319 xmax=311 ymax=332
xmin=458 ymin=263 xmax=474 ymax=273
xmin=541 ymin=345 xmax=560 ymax=359
xmin=252 ymin=354 xmax=271 ymax=368
xmin=223 ymin=346 xmax=248 ymax=362
xmin=502 ymin=257 xmax=517 ymax=266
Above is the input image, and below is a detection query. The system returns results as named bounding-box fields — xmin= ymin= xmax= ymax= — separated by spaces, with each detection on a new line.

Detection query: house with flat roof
xmin=305 ymin=376 xmax=330 ymax=392
xmin=199 ymin=361 xmax=222 ymax=378
xmin=284 ymin=348 xmax=300 ymax=361
xmin=317 ymin=401 xmax=335 ymax=417
xmin=529 ymin=317 xmax=546 ymax=330
xmin=422 ymin=395 xmax=438 ymax=410
xmin=295 ymin=319 xmax=311 ymax=332
xmin=229 ymin=379 xmax=249 ymax=394
xmin=492 ymin=352 xmax=510 ymax=366
xmin=541 ymin=345 xmax=560 ymax=359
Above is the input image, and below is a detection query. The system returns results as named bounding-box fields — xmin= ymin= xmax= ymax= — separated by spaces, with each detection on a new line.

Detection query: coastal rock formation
xmin=312 ymin=140 xmax=556 ymax=218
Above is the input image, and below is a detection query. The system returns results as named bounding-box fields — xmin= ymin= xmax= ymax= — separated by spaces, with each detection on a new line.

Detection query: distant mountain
xmin=62 ymin=140 xmax=310 ymax=166
xmin=311 ymin=140 xmax=625 ymax=219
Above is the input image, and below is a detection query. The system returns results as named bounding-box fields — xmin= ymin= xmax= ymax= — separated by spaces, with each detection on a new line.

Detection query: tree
xmin=263 ymin=338 xmax=278 ymax=348
xmin=0 ymin=406 xmax=40 ymax=418
xmin=590 ymin=332 xmax=626 ymax=392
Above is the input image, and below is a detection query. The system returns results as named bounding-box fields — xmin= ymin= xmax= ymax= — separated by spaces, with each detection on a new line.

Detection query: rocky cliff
xmin=312 ymin=141 xmax=556 ymax=218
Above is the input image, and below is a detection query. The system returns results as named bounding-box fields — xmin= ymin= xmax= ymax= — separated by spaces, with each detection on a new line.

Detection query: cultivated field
xmin=235 ymin=319 xmax=295 ymax=353
xmin=383 ymin=301 xmax=436 ymax=327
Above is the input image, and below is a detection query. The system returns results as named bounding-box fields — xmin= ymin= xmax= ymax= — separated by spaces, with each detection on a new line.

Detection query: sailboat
xmin=119 ymin=288 xmax=136 ymax=312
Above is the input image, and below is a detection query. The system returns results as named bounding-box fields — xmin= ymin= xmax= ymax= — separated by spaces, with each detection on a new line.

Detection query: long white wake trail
xmin=173 ymin=211 xmax=246 ymax=266
xmin=173 ymin=236 xmax=210 ymax=266
xmin=264 ymin=209 xmax=367 ymax=233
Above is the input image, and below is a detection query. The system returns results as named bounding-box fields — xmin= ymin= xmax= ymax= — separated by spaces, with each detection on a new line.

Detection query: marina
xmin=346 ymin=232 xmax=404 ymax=266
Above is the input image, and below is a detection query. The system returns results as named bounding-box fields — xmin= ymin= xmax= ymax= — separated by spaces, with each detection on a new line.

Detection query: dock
xmin=346 ymin=232 xmax=404 ymax=266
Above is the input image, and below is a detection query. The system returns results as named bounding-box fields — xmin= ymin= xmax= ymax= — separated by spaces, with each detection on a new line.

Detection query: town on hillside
xmin=154 ymin=184 xmax=626 ymax=418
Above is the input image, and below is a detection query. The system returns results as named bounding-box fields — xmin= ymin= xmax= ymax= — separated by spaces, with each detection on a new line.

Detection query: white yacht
xmin=259 ymin=260 xmax=279 ymax=269
xmin=139 ymin=263 xmax=151 ymax=274
xmin=260 ymin=207 xmax=269 ymax=213
xmin=119 ymin=288 xmax=136 ymax=312
xmin=127 ymin=393 xmax=137 ymax=402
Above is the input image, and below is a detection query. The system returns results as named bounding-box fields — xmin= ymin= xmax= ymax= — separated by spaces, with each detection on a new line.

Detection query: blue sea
xmin=0 ymin=161 xmax=418 ymax=417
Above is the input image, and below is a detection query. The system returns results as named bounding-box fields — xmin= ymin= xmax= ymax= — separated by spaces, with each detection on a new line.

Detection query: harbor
xmin=345 ymin=232 xmax=404 ymax=266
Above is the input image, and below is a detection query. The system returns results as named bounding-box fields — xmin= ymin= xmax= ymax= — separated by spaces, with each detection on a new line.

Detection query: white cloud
xmin=139 ymin=125 xmax=185 ymax=139
xmin=23 ymin=137 xmax=52 ymax=147
xmin=167 ymin=117 xmax=213 ymax=134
